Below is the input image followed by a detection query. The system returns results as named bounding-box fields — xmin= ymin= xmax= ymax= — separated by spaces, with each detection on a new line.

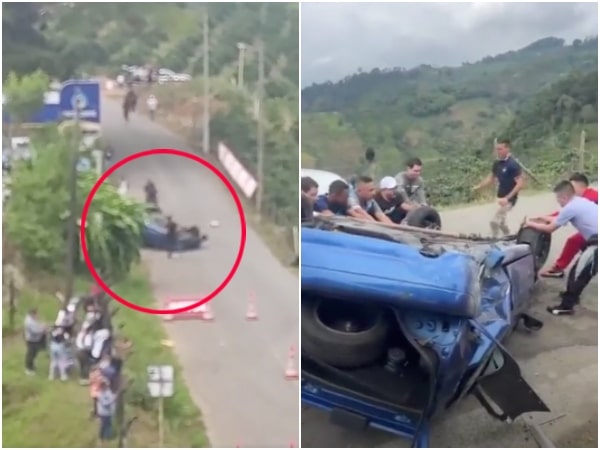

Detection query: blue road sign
xmin=2 ymin=91 xmax=61 ymax=124
xmin=2 ymin=80 xmax=101 ymax=125
xmin=59 ymin=80 xmax=101 ymax=123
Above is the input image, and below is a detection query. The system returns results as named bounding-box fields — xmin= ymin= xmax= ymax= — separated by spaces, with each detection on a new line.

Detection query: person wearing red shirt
xmin=536 ymin=173 xmax=598 ymax=278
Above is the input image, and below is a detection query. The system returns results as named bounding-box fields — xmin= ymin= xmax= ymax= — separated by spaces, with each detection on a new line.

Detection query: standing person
xmin=301 ymin=177 xmax=319 ymax=220
xmin=144 ymin=180 xmax=158 ymax=205
xmin=313 ymin=180 xmax=351 ymax=216
xmin=89 ymin=364 xmax=105 ymax=419
xmin=348 ymin=176 xmax=393 ymax=223
xmin=117 ymin=177 xmax=129 ymax=197
xmin=24 ymin=308 xmax=46 ymax=375
xmin=525 ymin=180 xmax=598 ymax=315
xmin=166 ymin=216 xmax=178 ymax=259
xmin=536 ymin=173 xmax=598 ymax=278
xmin=76 ymin=314 xmax=96 ymax=384
xmin=147 ymin=94 xmax=158 ymax=121
xmin=472 ymin=139 xmax=524 ymax=237
xmin=374 ymin=176 xmax=409 ymax=224
xmin=96 ymin=380 xmax=117 ymax=444
xmin=48 ymin=327 xmax=69 ymax=381
xmin=394 ymin=157 xmax=428 ymax=207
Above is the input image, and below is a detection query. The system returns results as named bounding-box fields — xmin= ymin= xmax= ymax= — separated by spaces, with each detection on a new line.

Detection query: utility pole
xmin=202 ymin=10 xmax=210 ymax=155
xmin=64 ymin=102 xmax=81 ymax=305
xmin=577 ymin=129 xmax=586 ymax=172
xmin=256 ymin=40 xmax=265 ymax=215
xmin=237 ymin=42 xmax=247 ymax=89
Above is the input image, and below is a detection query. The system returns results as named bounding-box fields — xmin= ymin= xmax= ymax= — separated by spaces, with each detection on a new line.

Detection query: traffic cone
xmin=203 ymin=303 xmax=215 ymax=321
xmin=246 ymin=292 xmax=258 ymax=321
xmin=284 ymin=345 xmax=299 ymax=380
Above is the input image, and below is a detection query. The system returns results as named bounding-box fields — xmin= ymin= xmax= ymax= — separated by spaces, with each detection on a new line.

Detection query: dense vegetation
xmin=3 ymin=2 xmax=299 ymax=225
xmin=302 ymin=36 xmax=598 ymax=205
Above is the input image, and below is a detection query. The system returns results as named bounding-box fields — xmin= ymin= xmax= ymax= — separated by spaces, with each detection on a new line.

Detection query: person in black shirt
xmin=301 ymin=177 xmax=319 ymax=221
xmin=144 ymin=180 xmax=158 ymax=205
xmin=473 ymin=138 xmax=524 ymax=237
xmin=165 ymin=216 xmax=177 ymax=259
xmin=313 ymin=180 xmax=351 ymax=216
xmin=374 ymin=176 xmax=409 ymax=224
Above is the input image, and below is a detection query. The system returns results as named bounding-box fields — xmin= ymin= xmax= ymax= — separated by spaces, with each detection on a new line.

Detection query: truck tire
xmin=516 ymin=227 xmax=552 ymax=271
xmin=405 ymin=206 xmax=442 ymax=229
xmin=302 ymin=298 xmax=390 ymax=369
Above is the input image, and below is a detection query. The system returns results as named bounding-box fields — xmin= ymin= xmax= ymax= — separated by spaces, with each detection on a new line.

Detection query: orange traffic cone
xmin=284 ymin=345 xmax=299 ymax=380
xmin=246 ymin=292 xmax=258 ymax=321
xmin=203 ymin=303 xmax=215 ymax=321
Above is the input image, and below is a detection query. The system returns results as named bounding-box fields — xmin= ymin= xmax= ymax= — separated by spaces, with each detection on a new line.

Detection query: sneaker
xmin=539 ymin=267 xmax=565 ymax=278
xmin=547 ymin=303 xmax=574 ymax=315
xmin=79 ymin=379 xmax=90 ymax=386
xmin=25 ymin=370 xmax=35 ymax=376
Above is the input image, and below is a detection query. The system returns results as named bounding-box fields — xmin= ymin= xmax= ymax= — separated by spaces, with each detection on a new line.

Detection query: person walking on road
xmin=144 ymin=180 xmax=158 ymax=205
xmin=24 ymin=308 xmax=47 ymax=375
xmin=166 ymin=216 xmax=178 ymax=258
xmin=535 ymin=173 xmax=598 ymax=278
xmin=472 ymin=139 xmax=524 ymax=238
xmin=147 ymin=94 xmax=158 ymax=121
xmin=525 ymin=180 xmax=598 ymax=315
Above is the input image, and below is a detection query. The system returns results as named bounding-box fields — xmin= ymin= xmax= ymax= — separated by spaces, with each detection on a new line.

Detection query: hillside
xmin=3 ymin=2 xmax=299 ymax=224
xmin=301 ymin=36 xmax=598 ymax=204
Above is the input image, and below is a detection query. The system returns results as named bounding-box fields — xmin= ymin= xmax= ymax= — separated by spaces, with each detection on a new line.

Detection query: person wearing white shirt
xmin=147 ymin=94 xmax=158 ymax=120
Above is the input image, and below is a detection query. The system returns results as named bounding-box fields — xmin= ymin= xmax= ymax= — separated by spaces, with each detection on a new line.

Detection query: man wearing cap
xmin=348 ymin=176 xmax=393 ymax=223
xmin=375 ymin=176 xmax=411 ymax=224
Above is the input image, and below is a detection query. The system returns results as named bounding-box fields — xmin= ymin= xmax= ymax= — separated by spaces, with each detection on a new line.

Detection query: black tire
xmin=516 ymin=226 xmax=552 ymax=271
xmin=405 ymin=206 xmax=442 ymax=229
xmin=301 ymin=298 xmax=390 ymax=369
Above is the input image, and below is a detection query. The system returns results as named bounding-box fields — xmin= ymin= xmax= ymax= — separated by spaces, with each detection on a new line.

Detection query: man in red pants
xmin=536 ymin=173 xmax=598 ymax=278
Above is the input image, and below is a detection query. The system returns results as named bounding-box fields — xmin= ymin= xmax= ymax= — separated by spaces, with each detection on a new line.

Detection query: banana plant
xmin=78 ymin=172 xmax=146 ymax=282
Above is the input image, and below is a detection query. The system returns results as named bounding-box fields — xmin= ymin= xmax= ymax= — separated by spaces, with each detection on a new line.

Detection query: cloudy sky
xmin=301 ymin=2 xmax=598 ymax=86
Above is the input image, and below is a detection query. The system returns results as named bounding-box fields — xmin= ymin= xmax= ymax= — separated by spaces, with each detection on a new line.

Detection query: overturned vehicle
xmin=142 ymin=206 xmax=208 ymax=251
xmin=301 ymin=215 xmax=552 ymax=447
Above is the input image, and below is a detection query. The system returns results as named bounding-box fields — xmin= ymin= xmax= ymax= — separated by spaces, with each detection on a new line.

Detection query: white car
xmin=301 ymin=168 xmax=345 ymax=196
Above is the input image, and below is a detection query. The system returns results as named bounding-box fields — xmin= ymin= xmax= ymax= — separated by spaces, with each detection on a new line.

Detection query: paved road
xmin=302 ymin=192 xmax=598 ymax=448
xmin=101 ymin=100 xmax=299 ymax=448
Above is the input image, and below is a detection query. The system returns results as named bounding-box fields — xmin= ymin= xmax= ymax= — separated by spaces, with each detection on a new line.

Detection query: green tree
xmin=3 ymin=70 xmax=50 ymax=125
xmin=5 ymin=129 xmax=146 ymax=279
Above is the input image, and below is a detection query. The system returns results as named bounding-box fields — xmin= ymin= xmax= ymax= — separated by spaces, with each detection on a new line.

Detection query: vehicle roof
xmin=301 ymin=168 xmax=345 ymax=196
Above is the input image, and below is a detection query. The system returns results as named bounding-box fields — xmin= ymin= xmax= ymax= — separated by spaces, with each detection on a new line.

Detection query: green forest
xmin=302 ymin=36 xmax=598 ymax=205
xmin=3 ymin=2 xmax=299 ymax=224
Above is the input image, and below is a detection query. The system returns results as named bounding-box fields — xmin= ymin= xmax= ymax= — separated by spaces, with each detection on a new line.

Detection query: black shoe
xmin=547 ymin=303 xmax=574 ymax=315
xmin=540 ymin=267 xmax=565 ymax=278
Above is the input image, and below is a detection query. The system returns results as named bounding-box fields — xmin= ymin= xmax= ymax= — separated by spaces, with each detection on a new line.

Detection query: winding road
xmin=101 ymin=99 xmax=299 ymax=447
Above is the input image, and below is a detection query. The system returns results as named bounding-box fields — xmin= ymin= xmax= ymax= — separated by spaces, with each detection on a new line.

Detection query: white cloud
xmin=301 ymin=2 xmax=598 ymax=85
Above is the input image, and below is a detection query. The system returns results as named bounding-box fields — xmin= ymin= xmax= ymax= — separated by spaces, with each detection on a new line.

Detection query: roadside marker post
xmin=147 ymin=365 xmax=174 ymax=448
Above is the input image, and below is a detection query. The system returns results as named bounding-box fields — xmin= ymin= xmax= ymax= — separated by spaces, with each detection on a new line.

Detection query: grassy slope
xmin=2 ymin=266 xmax=208 ymax=448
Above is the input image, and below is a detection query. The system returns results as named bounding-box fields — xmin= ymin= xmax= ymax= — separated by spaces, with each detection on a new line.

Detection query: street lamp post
xmin=202 ymin=10 xmax=210 ymax=155
xmin=64 ymin=100 xmax=82 ymax=305
xmin=237 ymin=42 xmax=247 ymax=89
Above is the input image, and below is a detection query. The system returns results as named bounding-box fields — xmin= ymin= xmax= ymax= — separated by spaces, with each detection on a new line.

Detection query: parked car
xmin=142 ymin=206 xmax=208 ymax=251
xmin=301 ymin=215 xmax=551 ymax=447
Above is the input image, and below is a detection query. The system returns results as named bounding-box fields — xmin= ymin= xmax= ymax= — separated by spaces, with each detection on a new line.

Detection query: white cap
xmin=380 ymin=176 xmax=397 ymax=190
